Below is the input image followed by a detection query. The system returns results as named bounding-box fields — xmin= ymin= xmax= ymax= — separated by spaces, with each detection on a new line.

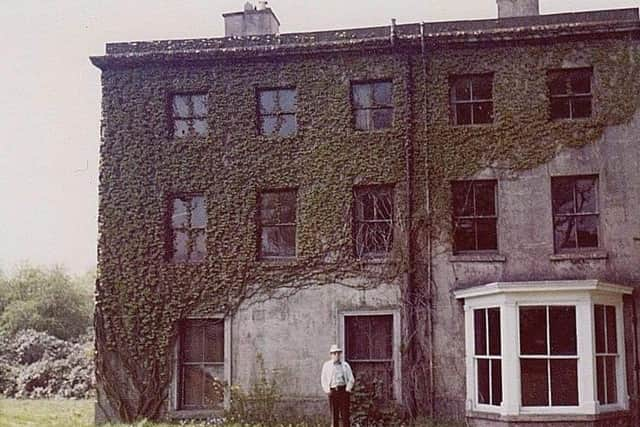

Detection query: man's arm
xmin=344 ymin=362 xmax=355 ymax=392
xmin=320 ymin=361 xmax=331 ymax=394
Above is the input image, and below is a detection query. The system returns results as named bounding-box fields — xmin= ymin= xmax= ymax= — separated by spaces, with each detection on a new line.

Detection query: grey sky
xmin=0 ymin=0 xmax=636 ymax=274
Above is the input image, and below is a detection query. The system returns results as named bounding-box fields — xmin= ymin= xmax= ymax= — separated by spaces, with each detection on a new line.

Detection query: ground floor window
xmin=455 ymin=280 xmax=630 ymax=417
xmin=178 ymin=318 xmax=225 ymax=410
xmin=341 ymin=310 xmax=401 ymax=402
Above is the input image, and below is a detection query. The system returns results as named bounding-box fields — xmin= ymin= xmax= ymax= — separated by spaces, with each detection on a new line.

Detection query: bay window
xmin=455 ymin=280 xmax=630 ymax=417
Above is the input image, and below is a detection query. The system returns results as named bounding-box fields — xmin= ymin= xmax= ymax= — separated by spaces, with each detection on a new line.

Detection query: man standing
xmin=321 ymin=344 xmax=355 ymax=427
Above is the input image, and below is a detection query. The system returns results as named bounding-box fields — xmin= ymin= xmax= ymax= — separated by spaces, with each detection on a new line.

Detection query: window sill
xmin=549 ymin=250 xmax=608 ymax=261
xmin=259 ymin=257 xmax=298 ymax=267
xmin=449 ymin=253 xmax=506 ymax=263
xmin=466 ymin=409 xmax=630 ymax=423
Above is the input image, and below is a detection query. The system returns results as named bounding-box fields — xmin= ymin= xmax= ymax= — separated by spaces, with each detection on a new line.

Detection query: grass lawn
xmin=0 ymin=398 xmax=463 ymax=427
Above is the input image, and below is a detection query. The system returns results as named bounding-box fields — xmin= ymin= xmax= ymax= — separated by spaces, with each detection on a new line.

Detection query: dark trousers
xmin=329 ymin=385 xmax=350 ymax=427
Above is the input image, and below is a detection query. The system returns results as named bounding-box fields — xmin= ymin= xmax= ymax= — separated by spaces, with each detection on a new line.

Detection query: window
xmin=455 ymin=280 xmax=630 ymax=417
xmin=172 ymin=93 xmax=208 ymax=138
xmin=551 ymin=175 xmax=599 ymax=252
xmin=258 ymin=190 xmax=297 ymax=258
xmin=351 ymin=81 xmax=393 ymax=130
xmin=353 ymin=186 xmax=394 ymax=257
xmin=450 ymin=74 xmax=493 ymax=125
xmin=474 ymin=308 xmax=502 ymax=406
xmin=519 ymin=306 xmax=578 ymax=406
xmin=168 ymin=195 xmax=207 ymax=263
xmin=595 ymin=304 xmax=618 ymax=405
xmin=451 ymin=180 xmax=497 ymax=253
xmin=344 ymin=314 xmax=395 ymax=402
xmin=178 ymin=319 xmax=225 ymax=410
xmin=548 ymin=68 xmax=592 ymax=120
xmin=257 ymin=88 xmax=297 ymax=137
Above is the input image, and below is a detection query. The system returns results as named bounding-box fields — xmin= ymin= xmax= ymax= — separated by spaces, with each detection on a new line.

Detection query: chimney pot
xmin=497 ymin=0 xmax=540 ymax=18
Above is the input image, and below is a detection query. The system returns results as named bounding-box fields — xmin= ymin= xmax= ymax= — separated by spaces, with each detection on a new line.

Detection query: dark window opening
xmin=168 ymin=194 xmax=207 ymax=263
xmin=548 ymin=68 xmax=592 ymax=120
xmin=172 ymin=93 xmax=208 ymax=138
xmin=354 ymin=185 xmax=394 ymax=257
xmin=450 ymin=74 xmax=494 ymax=125
xmin=345 ymin=314 xmax=394 ymax=402
xmin=452 ymin=180 xmax=498 ymax=253
xmin=352 ymin=81 xmax=393 ymax=131
xmin=551 ymin=175 xmax=599 ymax=252
xmin=258 ymin=88 xmax=297 ymax=137
xmin=179 ymin=319 xmax=225 ymax=410
xmin=258 ymin=189 xmax=297 ymax=258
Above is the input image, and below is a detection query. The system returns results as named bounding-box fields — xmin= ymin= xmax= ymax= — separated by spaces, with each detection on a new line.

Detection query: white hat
xmin=329 ymin=344 xmax=342 ymax=353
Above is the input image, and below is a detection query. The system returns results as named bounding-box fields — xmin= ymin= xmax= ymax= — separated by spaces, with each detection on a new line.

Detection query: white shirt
xmin=321 ymin=359 xmax=355 ymax=394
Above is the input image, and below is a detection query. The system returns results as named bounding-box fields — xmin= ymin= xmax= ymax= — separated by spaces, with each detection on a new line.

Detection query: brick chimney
xmin=223 ymin=1 xmax=280 ymax=37
xmin=497 ymin=0 xmax=540 ymax=18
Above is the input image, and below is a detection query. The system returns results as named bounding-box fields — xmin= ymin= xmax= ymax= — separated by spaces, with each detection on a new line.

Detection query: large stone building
xmin=90 ymin=0 xmax=640 ymax=425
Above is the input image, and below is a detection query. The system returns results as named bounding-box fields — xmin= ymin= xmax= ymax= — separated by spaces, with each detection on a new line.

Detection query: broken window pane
xmin=192 ymin=119 xmax=208 ymax=136
xmin=173 ymin=95 xmax=190 ymax=118
xmin=174 ymin=120 xmax=190 ymax=138
xmin=192 ymin=95 xmax=208 ymax=116
xmin=354 ymin=186 xmax=393 ymax=256
xmin=259 ymin=90 xmax=277 ymax=114
xmin=352 ymin=81 xmax=393 ymax=131
xmin=352 ymin=84 xmax=373 ymax=108
xmin=278 ymin=89 xmax=297 ymax=113
xmin=173 ymin=231 xmax=189 ymax=262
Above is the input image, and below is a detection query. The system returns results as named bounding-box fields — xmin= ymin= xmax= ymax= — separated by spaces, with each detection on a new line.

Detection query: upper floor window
xmin=258 ymin=189 xmax=297 ymax=259
xmin=551 ymin=175 xmax=598 ymax=252
xmin=168 ymin=194 xmax=206 ymax=263
xmin=353 ymin=185 xmax=394 ymax=258
xmin=178 ymin=318 xmax=225 ymax=410
xmin=351 ymin=81 xmax=393 ymax=131
xmin=548 ymin=68 xmax=592 ymax=120
xmin=172 ymin=93 xmax=208 ymax=138
xmin=451 ymin=180 xmax=498 ymax=253
xmin=450 ymin=74 xmax=493 ymax=125
xmin=257 ymin=88 xmax=297 ymax=137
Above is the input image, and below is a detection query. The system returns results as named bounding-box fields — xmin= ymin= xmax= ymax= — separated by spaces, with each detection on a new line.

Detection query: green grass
xmin=0 ymin=399 xmax=463 ymax=427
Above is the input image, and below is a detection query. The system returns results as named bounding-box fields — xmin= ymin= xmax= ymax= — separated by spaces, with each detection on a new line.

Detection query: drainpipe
xmin=419 ymin=21 xmax=435 ymax=419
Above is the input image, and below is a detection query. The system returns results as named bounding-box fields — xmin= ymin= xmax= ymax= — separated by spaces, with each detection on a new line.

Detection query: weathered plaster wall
xmin=430 ymin=109 xmax=640 ymax=419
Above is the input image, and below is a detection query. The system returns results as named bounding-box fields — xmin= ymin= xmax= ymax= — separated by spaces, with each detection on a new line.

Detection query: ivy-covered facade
xmin=91 ymin=4 xmax=640 ymax=426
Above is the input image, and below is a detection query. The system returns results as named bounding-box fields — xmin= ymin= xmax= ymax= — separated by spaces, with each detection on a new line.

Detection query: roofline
xmin=90 ymin=8 xmax=640 ymax=70
xmin=453 ymin=280 xmax=634 ymax=300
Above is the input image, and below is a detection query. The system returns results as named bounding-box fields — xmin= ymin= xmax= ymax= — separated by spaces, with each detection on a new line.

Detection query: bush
xmin=351 ymin=377 xmax=403 ymax=427
xmin=0 ymin=329 xmax=94 ymax=398
xmin=0 ymin=264 xmax=93 ymax=340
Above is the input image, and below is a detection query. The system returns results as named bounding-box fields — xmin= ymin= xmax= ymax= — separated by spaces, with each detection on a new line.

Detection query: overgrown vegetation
xmin=0 ymin=264 xmax=95 ymax=399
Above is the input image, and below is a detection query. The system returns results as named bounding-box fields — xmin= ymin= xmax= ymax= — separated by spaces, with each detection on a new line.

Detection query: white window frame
xmin=339 ymin=309 xmax=402 ymax=402
xmin=169 ymin=315 xmax=232 ymax=415
xmin=455 ymin=280 xmax=630 ymax=417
